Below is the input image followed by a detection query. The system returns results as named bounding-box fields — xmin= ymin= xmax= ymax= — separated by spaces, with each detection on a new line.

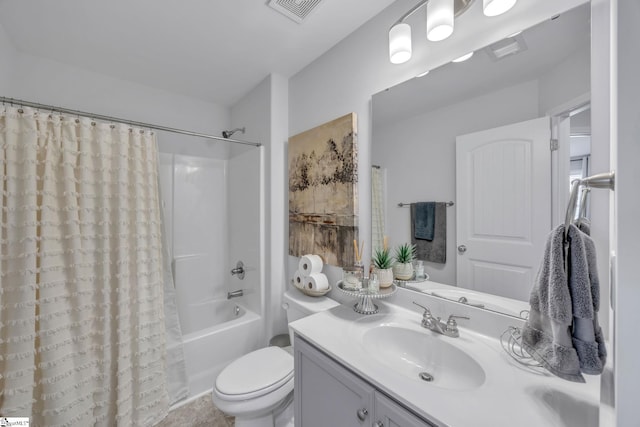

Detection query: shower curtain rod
xmin=0 ymin=96 xmax=262 ymax=147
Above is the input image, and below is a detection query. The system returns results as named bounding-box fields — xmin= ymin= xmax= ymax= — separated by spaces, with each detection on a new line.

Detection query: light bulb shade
xmin=483 ymin=0 xmax=517 ymax=16
xmin=426 ymin=0 xmax=454 ymax=42
xmin=389 ymin=23 xmax=412 ymax=64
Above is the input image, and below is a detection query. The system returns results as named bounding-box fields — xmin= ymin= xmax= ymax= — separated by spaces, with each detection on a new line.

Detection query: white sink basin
xmin=362 ymin=325 xmax=486 ymax=391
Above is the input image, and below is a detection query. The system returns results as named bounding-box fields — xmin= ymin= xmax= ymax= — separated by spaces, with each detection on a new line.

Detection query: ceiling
xmin=0 ymin=0 xmax=396 ymax=106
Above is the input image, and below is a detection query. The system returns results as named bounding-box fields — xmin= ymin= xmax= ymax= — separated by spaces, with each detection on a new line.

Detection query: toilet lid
xmin=215 ymin=347 xmax=294 ymax=400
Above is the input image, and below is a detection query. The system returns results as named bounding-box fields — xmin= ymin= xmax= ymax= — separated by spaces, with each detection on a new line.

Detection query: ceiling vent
xmin=267 ymin=0 xmax=323 ymax=24
xmin=484 ymin=34 xmax=528 ymax=61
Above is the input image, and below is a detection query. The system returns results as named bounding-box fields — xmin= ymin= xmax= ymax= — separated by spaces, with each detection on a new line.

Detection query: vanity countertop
xmin=290 ymin=301 xmax=600 ymax=427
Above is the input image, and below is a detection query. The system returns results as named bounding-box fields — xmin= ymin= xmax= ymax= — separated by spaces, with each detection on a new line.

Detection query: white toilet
xmin=212 ymin=289 xmax=339 ymax=427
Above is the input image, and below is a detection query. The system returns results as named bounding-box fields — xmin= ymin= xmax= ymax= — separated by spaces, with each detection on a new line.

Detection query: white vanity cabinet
xmin=374 ymin=392 xmax=433 ymax=427
xmin=294 ymin=335 xmax=437 ymax=427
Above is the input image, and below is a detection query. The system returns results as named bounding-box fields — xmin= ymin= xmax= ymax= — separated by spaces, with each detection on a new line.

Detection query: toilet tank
xmin=282 ymin=289 xmax=339 ymax=344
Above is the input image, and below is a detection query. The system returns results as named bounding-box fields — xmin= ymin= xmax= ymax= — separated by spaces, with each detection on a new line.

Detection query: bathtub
xmin=181 ymin=299 xmax=263 ymax=398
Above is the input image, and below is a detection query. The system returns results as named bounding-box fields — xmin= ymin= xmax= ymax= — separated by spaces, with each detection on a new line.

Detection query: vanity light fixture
xmin=389 ymin=0 xmax=517 ymax=64
xmin=483 ymin=0 xmax=517 ymax=17
xmin=426 ymin=0 xmax=454 ymax=41
xmin=389 ymin=22 xmax=413 ymax=64
xmin=452 ymin=51 xmax=474 ymax=62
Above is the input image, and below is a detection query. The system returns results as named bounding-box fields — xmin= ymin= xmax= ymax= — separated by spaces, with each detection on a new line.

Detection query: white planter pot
xmin=393 ymin=262 xmax=414 ymax=280
xmin=375 ymin=268 xmax=395 ymax=288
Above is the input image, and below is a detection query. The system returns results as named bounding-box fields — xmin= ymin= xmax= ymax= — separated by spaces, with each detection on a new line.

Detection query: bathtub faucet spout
xmin=227 ymin=290 xmax=244 ymax=299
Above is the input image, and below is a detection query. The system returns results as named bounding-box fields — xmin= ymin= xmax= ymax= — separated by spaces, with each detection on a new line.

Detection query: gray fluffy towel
xmin=522 ymin=224 xmax=606 ymax=382
xmin=411 ymin=202 xmax=446 ymax=264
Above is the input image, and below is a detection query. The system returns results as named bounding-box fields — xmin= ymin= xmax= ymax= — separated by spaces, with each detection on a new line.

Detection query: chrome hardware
xmin=356 ymin=408 xmax=368 ymax=421
xmin=374 ymin=422 xmax=385 ymax=427
xmin=230 ymin=260 xmax=245 ymax=279
xmin=234 ymin=305 xmax=241 ymax=316
xmin=456 ymin=296 xmax=485 ymax=309
xmin=413 ymin=302 xmax=469 ymax=338
xmin=445 ymin=314 xmax=470 ymax=338
xmin=412 ymin=301 xmax=441 ymax=333
xmin=419 ymin=372 xmax=435 ymax=382
xmin=431 ymin=292 xmax=485 ymax=308
xmin=457 ymin=245 xmax=467 ymax=254
xmin=227 ymin=290 xmax=243 ymax=299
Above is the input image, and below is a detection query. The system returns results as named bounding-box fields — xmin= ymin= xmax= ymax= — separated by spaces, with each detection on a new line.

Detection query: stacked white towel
xmin=293 ymin=254 xmax=329 ymax=292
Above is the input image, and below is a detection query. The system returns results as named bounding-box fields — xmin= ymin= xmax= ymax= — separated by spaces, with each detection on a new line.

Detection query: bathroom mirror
xmin=371 ymin=4 xmax=592 ymax=318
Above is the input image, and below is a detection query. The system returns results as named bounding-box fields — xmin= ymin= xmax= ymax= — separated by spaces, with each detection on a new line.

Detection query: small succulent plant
xmin=372 ymin=247 xmax=393 ymax=269
xmin=394 ymin=243 xmax=416 ymax=264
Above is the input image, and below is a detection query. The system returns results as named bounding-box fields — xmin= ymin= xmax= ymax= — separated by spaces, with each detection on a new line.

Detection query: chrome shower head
xmin=222 ymin=127 xmax=245 ymax=139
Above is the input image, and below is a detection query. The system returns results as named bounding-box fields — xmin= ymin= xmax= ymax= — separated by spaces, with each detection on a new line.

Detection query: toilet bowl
xmin=212 ymin=289 xmax=339 ymax=427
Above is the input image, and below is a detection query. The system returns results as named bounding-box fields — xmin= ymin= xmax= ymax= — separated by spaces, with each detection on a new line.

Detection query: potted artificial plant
xmin=393 ymin=243 xmax=416 ymax=280
xmin=372 ymin=247 xmax=394 ymax=288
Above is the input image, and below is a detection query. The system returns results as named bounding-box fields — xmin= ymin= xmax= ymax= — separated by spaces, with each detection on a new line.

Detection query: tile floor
xmin=156 ymin=394 xmax=234 ymax=427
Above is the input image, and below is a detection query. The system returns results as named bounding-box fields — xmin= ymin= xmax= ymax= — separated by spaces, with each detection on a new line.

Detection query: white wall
xmin=612 ymin=0 xmax=640 ymax=424
xmin=289 ymin=0 xmax=588 ymax=295
xmin=230 ymin=74 xmax=290 ymax=342
xmin=373 ymin=80 xmax=540 ymax=285
xmin=4 ymin=50 xmax=231 ymax=157
xmin=0 ymin=23 xmax=16 ymax=93
xmin=538 ymin=44 xmax=591 ymax=115
xmin=229 ymin=76 xmax=272 ymax=327
xmin=268 ymin=74 xmax=290 ymax=339
xmin=228 ymin=148 xmax=263 ymax=317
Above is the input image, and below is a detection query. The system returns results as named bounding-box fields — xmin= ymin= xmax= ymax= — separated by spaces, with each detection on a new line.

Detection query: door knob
xmin=457 ymin=245 xmax=467 ymax=254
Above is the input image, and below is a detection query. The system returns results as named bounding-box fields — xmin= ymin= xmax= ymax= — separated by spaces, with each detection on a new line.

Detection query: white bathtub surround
xmin=158 ymin=149 xmax=264 ymax=400
xmin=0 ymin=107 xmax=169 ymax=425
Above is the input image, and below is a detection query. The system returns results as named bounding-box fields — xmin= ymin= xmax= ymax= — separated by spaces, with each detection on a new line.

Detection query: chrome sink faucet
xmin=413 ymin=302 xmax=469 ymax=338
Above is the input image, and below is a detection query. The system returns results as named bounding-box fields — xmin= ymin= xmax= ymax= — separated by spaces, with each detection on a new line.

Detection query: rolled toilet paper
xmin=293 ymin=270 xmax=305 ymax=289
xmin=305 ymin=273 xmax=329 ymax=292
xmin=298 ymin=254 xmax=323 ymax=276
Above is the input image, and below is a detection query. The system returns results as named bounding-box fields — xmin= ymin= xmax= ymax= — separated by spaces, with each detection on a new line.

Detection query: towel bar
xmin=564 ymin=171 xmax=615 ymax=240
xmin=398 ymin=201 xmax=454 ymax=207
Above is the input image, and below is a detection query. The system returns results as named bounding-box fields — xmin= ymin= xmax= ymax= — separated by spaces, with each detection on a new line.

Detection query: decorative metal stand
xmin=337 ymin=281 xmax=397 ymax=315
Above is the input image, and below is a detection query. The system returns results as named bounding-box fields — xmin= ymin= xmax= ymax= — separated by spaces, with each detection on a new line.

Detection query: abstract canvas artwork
xmin=288 ymin=113 xmax=359 ymax=267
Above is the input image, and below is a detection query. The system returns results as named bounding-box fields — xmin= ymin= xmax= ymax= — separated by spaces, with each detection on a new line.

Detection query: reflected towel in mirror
xmin=411 ymin=202 xmax=446 ymax=264
xmin=414 ymin=202 xmax=436 ymax=240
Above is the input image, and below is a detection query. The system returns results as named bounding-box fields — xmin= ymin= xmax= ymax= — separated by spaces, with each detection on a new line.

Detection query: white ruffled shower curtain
xmin=0 ymin=106 xmax=179 ymax=426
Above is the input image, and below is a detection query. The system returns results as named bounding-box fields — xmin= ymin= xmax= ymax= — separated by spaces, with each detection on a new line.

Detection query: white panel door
xmin=456 ymin=117 xmax=551 ymax=301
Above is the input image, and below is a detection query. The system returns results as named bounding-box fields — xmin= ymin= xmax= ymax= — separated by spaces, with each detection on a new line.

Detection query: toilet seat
xmin=215 ymin=346 xmax=293 ymax=401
